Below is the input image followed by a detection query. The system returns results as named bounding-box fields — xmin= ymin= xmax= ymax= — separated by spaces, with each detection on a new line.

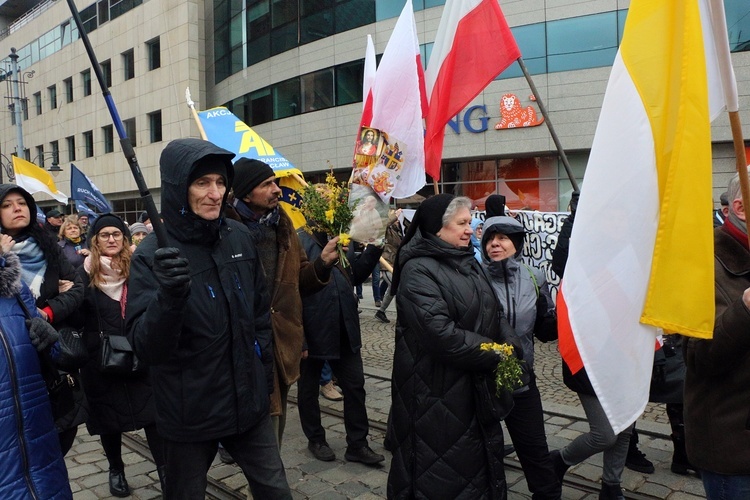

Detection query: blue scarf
xmin=12 ymin=237 xmax=47 ymax=298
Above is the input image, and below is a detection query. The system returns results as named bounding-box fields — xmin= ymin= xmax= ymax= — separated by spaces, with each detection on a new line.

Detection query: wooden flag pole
xmin=185 ymin=88 xmax=208 ymax=140
xmin=517 ymin=57 xmax=579 ymax=193
xmin=432 ymin=178 xmax=440 ymax=195
xmin=728 ymin=111 xmax=750 ymax=237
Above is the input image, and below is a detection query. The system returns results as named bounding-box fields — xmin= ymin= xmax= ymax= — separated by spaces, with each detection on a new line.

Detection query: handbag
xmin=13 ymin=294 xmax=87 ymax=423
xmin=94 ymin=291 xmax=146 ymax=376
xmin=472 ymin=372 xmax=515 ymax=425
xmin=55 ymin=326 xmax=89 ymax=372
xmin=14 ymin=293 xmax=87 ymax=371
xmin=98 ymin=332 xmax=145 ymax=375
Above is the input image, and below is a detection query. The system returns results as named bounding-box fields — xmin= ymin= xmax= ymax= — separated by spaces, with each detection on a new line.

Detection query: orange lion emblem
xmin=495 ymin=93 xmax=544 ymax=129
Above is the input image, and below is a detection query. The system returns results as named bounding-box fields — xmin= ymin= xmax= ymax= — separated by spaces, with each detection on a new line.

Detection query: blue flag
xmin=35 ymin=205 xmax=46 ymax=226
xmin=70 ymin=164 xmax=112 ymax=212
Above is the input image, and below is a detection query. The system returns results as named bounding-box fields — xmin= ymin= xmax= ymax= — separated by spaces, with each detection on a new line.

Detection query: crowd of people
xmin=1 ymin=137 xmax=747 ymax=500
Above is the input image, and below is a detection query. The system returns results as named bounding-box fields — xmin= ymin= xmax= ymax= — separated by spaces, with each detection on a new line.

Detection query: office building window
xmin=64 ymin=77 xmax=73 ymax=103
xmin=66 ymin=136 xmax=76 ymax=161
xmin=103 ymin=125 xmax=114 ymax=153
xmin=123 ymin=117 xmax=136 ymax=145
xmin=34 ymin=92 xmax=42 ymax=115
xmin=122 ymin=49 xmax=135 ymax=80
xmin=82 ymin=69 xmax=92 ymax=96
xmin=148 ymin=110 xmax=162 ymax=143
xmin=335 ymin=60 xmax=364 ymax=106
xmin=301 ymin=69 xmax=333 ymax=112
xmin=100 ymin=60 xmax=111 ymax=87
xmin=48 ymin=85 xmax=57 ymax=110
xmin=146 ymin=37 xmax=160 ymax=70
xmin=83 ymin=130 xmax=94 ymax=158
xmin=35 ymin=146 xmax=45 ymax=167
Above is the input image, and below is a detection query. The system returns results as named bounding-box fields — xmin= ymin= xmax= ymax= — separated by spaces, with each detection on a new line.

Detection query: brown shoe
xmin=320 ymin=381 xmax=344 ymax=401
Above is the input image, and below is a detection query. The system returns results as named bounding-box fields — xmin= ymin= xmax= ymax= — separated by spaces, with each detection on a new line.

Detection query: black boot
xmin=157 ymin=465 xmax=167 ymax=497
xmin=599 ymin=482 xmax=625 ymax=500
xmin=625 ymin=427 xmax=654 ymax=473
xmin=109 ymin=468 xmax=130 ymax=498
xmin=666 ymin=403 xmax=700 ymax=476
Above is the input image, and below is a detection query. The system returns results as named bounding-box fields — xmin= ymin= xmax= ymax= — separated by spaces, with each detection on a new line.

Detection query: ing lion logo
xmin=495 ymin=93 xmax=544 ymax=129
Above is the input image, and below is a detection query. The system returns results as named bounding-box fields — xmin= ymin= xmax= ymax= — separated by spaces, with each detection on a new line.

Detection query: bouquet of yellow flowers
xmin=300 ymin=168 xmax=358 ymax=267
xmin=480 ymin=342 xmax=523 ymax=395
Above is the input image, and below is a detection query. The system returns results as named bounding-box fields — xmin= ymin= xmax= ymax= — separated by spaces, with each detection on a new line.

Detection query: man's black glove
xmin=26 ymin=318 xmax=59 ymax=352
xmin=153 ymin=247 xmax=191 ymax=297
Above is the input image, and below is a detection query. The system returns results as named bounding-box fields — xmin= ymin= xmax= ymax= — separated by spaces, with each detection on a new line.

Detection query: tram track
xmin=120 ymin=367 xmax=664 ymax=499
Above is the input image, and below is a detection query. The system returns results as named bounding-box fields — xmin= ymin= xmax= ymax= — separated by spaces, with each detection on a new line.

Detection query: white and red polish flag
xmin=424 ymin=0 xmax=520 ymax=180
xmin=358 ymin=0 xmax=428 ymax=201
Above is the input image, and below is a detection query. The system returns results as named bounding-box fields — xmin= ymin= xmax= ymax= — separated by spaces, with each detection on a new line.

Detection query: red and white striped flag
xmin=424 ymin=0 xmax=520 ymax=180
xmin=356 ymin=0 xmax=428 ymax=202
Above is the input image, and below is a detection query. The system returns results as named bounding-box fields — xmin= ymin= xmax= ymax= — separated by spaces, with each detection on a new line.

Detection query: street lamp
xmin=0 ymin=48 xmax=33 ymax=158
xmin=31 ymin=152 xmax=61 ymax=175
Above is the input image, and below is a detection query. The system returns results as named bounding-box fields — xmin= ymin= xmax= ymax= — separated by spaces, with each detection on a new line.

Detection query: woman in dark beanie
xmin=0 ymin=184 xmax=85 ymax=454
xmin=387 ymin=194 xmax=519 ymax=499
xmin=73 ymin=214 xmax=165 ymax=497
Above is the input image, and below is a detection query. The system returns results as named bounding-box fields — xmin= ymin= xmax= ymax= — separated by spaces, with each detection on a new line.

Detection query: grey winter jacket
xmin=482 ymin=216 xmax=557 ymax=377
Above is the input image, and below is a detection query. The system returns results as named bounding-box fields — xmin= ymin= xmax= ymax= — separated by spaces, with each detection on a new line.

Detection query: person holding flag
xmin=225 ymin=158 xmax=339 ymax=449
xmin=684 ymin=170 xmax=750 ymax=498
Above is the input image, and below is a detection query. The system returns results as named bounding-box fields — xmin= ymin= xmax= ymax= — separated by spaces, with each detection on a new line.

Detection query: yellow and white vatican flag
xmin=12 ymin=156 xmax=68 ymax=203
xmin=557 ymin=0 xmax=735 ymax=434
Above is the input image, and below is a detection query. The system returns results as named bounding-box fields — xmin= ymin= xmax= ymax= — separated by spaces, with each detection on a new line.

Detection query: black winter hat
xmin=88 ymin=213 xmax=128 ymax=241
xmin=232 ymin=158 xmax=275 ymax=200
xmin=188 ymin=157 xmax=229 ymax=187
xmin=485 ymin=194 xmax=506 ymax=218
xmin=416 ymin=193 xmax=455 ymax=236
xmin=46 ymin=209 xmax=63 ymax=218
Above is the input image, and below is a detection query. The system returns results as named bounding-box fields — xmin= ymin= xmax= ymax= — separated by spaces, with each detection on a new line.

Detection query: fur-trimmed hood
xmin=0 ymin=252 xmax=23 ymax=298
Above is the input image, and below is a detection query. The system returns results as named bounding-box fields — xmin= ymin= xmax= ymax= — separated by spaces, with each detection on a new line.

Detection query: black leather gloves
xmin=153 ymin=247 xmax=191 ymax=297
xmin=26 ymin=318 xmax=59 ymax=352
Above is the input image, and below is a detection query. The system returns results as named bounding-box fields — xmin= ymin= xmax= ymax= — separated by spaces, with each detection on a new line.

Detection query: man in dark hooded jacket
xmin=126 ymin=139 xmax=291 ymax=499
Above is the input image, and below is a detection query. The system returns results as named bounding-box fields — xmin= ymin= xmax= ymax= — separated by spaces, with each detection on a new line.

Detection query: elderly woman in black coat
xmin=74 ymin=214 xmax=165 ymax=497
xmin=387 ymin=194 xmax=519 ymax=499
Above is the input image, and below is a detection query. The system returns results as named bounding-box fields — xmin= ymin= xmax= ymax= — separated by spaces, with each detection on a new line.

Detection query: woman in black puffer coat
xmin=387 ymin=194 xmax=518 ymax=500
xmin=74 ymin=214 xmax=165 ymax=498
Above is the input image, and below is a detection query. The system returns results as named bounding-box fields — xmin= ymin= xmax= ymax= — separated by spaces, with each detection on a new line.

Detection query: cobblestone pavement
xmin=67 ymin=283 xmax=704 ymax=499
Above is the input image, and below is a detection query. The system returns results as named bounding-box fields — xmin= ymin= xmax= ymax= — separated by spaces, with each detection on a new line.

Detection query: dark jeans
xmin=371 ymin=263 xmax=381 ymax=301
xmin=702 ymin=471 xmax=750 ymax=500
xmin=504 ymin=377 xmax=562 ymax=499
xmin=298 ymin=350 xmax=370 ymax=449
xmin=163 ymin=414 xmax=291 ymax=499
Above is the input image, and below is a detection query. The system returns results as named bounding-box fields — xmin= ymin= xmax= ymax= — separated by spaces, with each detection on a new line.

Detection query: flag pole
xmin=728 ymin=112 xmax=750 ymax=237
xmin=65 ymin=0 xmax=168 ymax=247
xmin=517 ymin=57 xmax=580 ymax=193
xmin=185 ymin=88 xmax=208 ymax=140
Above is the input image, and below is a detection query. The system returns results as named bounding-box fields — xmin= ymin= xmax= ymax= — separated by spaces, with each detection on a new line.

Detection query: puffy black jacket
xmin=126 ymin=139 xmax=274 ymax=442
xmin=387 ymin=229 xmax=516 ymax=499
